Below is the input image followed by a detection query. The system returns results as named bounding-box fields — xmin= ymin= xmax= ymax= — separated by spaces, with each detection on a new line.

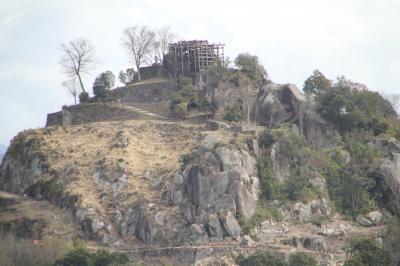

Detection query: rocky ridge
xmin=1 ymin=78 xmax=399 ymax=265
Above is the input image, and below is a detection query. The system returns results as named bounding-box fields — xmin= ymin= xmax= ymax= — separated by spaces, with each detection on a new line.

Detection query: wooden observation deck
xmin=168 ymin=40 xmax=225 ymax=77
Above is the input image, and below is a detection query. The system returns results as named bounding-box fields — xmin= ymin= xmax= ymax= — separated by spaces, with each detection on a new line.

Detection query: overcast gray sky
xmin=1 ymin=0 xmax=400 ymax=145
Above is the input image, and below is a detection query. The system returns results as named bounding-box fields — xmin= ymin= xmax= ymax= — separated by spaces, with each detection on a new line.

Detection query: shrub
xmin=53 ymin=247 xmax=93 ymax=266
xmin=79 ymin=92 xmax=89 ymax=103
xmin=239 ymin=251 xmax=287 ymax=266
xmin=322 ymin=130 xmax=389 ymax=217
xmin=257 ymin=127 xmax=319 ymax=203
xmin=271 ymin=127 xmax=311 ymax=164
xmin=344 ymin=238 xmax=394 ymax=266
xmin=317 ymin=82 xmax=396 ymax=136
xmin=234 ymin=53 xmax=268 ymax=83
xmin=92 ymin=249 xmax=129 ymax=266
xmin=197 ymin=97 xmax=212 ymax=112
xmin=303 ymin=69 xmax=331 ymax=96
xmin=170 ymin=77 xmax=211 ymax=116
xmin=387 ymin=121 xmax=400 ymax=141
xmin=53 ymin=247 xmax=129 ymax=266
xmin=324 ymin=148 xmax=376 ymax=217
xmin=118 ymin=68 xmax=135 ymax=85
xmin=223 ymin=102 xmax=242 ymax=122
xmin=172 ymin=102 xmax=188 ymax=118
xmin=93 ymin=71 xmax=115 ymax=100
xmin=282 ymin=174 xmax=319 ymax=203
xmin=179 ymin=152 xmax=197 ymax=165
xmin=383 ymin=217 xmax=400 ymax=265
xmin=237 ymin=205 xmax=283 ymax=235
xmin=257 ymin=152 xmax=278 ymax=200
xmin=344 ymin=132 xmax=381 ymax=166
xmin=258 ymin=130 xmax=275 ymax=149
xmin=288 ymin=252 xmax=317 ymax=266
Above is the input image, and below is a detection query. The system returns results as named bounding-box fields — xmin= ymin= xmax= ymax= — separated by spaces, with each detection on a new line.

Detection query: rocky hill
xmin=1 ymin=72 xmax=400 ymax=266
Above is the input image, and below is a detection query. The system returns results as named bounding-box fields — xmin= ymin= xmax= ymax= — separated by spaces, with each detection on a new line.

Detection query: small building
xmin=168 ymin=40 xmax=225 ymax=77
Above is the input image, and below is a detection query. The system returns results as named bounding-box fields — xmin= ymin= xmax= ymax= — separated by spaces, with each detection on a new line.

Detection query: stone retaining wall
xmin=45 ymin=103 xmax=140 ymax=127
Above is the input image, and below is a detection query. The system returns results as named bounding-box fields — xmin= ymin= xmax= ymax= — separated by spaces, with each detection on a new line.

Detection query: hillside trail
xmin=0 ymin=190 xmax=385 ymax=265
xmin=98 ymin=216 xmax=384 ymax=265
xmin=253 ymin=217 xmax=384 ymax=263
xmin=108 ymin=103 xmax=168 ymax=120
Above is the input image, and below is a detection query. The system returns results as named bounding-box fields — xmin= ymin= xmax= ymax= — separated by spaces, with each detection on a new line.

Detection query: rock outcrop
xmin=3 ymin=74 xmax=399 ymax=265
xmin=0 ymin=121 xmax=204 ymax=246
xmin=301 ymin=105 xmax=342 ymax=148
xmin=356 ymin=210 xmax=384 ymax=227
xmin=255 ymin=83 xmax=305 ymax=126
xmin=0 ymin=133 xmax=47 ymax=194
xmin=0 ymin=191 xmax=82 ymax=240
xmin=0 ymin=121 xmax=262 ymax=247
xmin=165 ymin=134 xmax=259 ymax=241
xmin=373 ymin=136 xmax=400 ymax=214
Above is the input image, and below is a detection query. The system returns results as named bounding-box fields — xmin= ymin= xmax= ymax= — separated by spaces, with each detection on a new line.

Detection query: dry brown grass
xmin=21 ymin=120 xmax=201 ymax=216
xmin=0 ymin=191 xmax=83 ymax=240
xmin=0 ymin=233 xmax=72 ymax=266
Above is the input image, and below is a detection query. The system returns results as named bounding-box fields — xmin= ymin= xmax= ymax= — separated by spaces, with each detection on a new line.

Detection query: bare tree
xmin=157 ymin=26 xmax=176 ymax=58
xmin=151 ymin=40 xmax=161 ymax=64
xmin=121 ymin=25 xmax=156 ymax=81
xmin=383 ymin=93 xmax=400 ymax=115
xmin=62 ymin=78 xmax=79 ymax=104
xmin=59 ymin=39 xmax=96 ymax=93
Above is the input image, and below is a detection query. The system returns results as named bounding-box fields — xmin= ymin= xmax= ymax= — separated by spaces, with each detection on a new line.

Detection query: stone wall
xmin=46 ymin=103 xmax=140 ymax=127
xmin=137 ymin=64 xmax=165 ymax=81
xmin=46 ymin=80 xmax=177 ymax=127
xmin=106 ymin=80 xmax=177 ymax=103
xmin=46 ymin=112 xmax=63 ymax=127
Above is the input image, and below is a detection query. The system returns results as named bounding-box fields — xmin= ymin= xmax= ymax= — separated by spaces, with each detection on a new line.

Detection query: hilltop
xmin=1 ymin=66 xmax=400 ymax=265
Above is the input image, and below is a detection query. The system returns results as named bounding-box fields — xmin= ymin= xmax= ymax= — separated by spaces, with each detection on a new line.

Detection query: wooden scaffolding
xmin=168 ymin=40 xmax=225 ymax=77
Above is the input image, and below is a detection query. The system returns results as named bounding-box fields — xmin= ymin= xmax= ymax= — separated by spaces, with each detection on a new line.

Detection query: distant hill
xmin=0 ymin=144 xmax=7 ymax=163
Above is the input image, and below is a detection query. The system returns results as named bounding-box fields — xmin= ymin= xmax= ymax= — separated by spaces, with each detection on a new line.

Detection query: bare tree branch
xmin=157 ymin=26 xmax=176 ymax=58
xmin=62 ymin=78 xmax=79 ymax=104
xmin=59 ymin=39 xmax=96 ymax=93
xmin=382 ymin=93 xmax=400 ymax=115
xmin=121 ymin=25 xmax=156 ymax=81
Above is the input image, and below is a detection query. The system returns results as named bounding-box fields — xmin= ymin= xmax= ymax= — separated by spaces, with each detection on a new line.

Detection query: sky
xmin=1 ymin=0 xmax=400 ymax=145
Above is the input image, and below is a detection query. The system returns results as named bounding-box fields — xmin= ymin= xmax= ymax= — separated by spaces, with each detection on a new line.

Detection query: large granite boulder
xmin=190 ymin=224 xmax=209 ymax=245
xmin=218 ymin=210 xmax=241 ymax=239
xmin=373 ymin=136 xmax=400 ymax=214
xmin=171 ymin=143 xmax=259 ymax=220
xmin=302 ymin=235 xmax=327 ymax=252
xmin=356 ymin=211 xmax=384 ymax=227
xmin=207 ymin=214 xmax=224 ymax=240
xmin=282 ymin=199 xmax=330 ymax=223
xmin=255 ymin=83 xmax=306 ymax=126
xmin=168 ymin=138 xmax=259 ymax=241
